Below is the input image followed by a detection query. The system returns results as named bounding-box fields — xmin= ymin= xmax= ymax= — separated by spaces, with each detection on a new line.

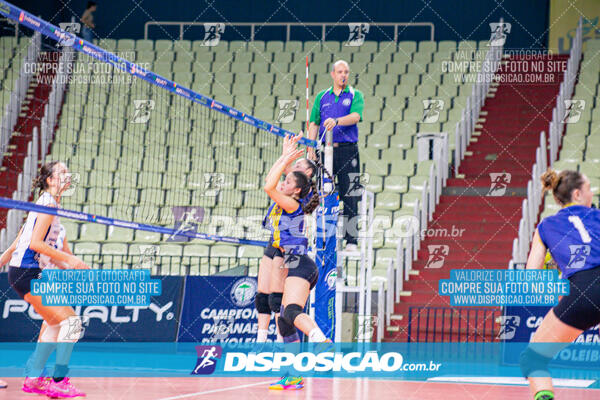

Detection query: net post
xmin=324 ymin=130 xmax=334 ymax=193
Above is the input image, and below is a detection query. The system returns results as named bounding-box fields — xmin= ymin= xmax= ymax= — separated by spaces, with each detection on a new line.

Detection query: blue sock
xmin=25 ymin=343 xmax=56 ymax=378
xmin=52 ymin=343 xmax=74 ymax=382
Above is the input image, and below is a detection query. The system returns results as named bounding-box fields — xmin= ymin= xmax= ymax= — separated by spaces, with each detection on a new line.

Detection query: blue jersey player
xmin=263 ymin=133 xmax=330 ymax=390
xmin=254 ymin=135 xmax=318 ymax=344
xmin=522 ymin=169 xmax=598 ymax=400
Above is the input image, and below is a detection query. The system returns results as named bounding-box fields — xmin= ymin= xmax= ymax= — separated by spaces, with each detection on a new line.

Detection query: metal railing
xmin=144 ymin=22 xmax=435 ymax=42
xmin=0 ymin=31 xmax=40 ymax=164
xmin=407 ymin=306 xmax=501 ymax=342
xmin=0 ymin=31 xmax=41 ymax=251
xmin=454 ymin=28 xmax=503 ymax=175
xmin=336 ymin=189 xmax=375 ymax=343
xmin=370 ymin=21 xmax=507 ymax=341
xmin=369 ymin=134 xmax=448 ymax=341
xmin=509 ymin=17 xmax=583 ymax=267
xmin=549 ymin=18 xmax=583 ymax=166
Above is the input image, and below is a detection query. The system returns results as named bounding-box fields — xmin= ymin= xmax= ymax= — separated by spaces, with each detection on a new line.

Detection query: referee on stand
xmin=308 ymin=60 xmax=364 ymax=253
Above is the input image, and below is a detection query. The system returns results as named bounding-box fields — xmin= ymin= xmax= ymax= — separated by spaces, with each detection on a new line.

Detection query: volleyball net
xmin=0 ymin=2 xmax=323 ymax=275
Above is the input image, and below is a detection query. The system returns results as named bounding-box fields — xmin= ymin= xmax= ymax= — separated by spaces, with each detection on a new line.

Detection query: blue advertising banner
xmin=178 ymin=276 xmax=276 ymax=343
xmin=501 ymin=306 xmax=600 ymax=343
xmin=501 ymin=306 xmax=600 ymax=368
xmin=0 ymin=273 xmax=183 ymax=342
xmin=314 ymin=192 xmax=339 ymax=340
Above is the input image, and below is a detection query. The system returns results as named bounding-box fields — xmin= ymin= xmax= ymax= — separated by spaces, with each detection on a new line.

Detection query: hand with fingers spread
xmin=283 ymin=132 xmax=303 ymax=157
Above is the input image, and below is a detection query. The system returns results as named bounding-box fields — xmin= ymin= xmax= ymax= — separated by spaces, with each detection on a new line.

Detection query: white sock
xmin=308 ymin=327 xmax=327 ymax=342
xmin=256 ymin=329 xmax=268 ymax=342
xmin=276 ymin=332 xmax=283 ymax=343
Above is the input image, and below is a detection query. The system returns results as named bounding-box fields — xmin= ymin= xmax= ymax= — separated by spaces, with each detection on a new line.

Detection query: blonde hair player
xmin=0 ymin=161 xmax=89 ymax=398
xmin=521 ymin=169 xmax=600 ymax=400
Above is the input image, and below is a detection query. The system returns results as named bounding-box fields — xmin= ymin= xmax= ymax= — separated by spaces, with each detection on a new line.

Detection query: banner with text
xmin=178 ymin=276 xmax=276 ymax=343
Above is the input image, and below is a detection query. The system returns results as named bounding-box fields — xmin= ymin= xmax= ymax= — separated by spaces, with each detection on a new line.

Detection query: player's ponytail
xmin=541 ymin=168 xmax=585 ymax=205
xmin=303 ymin=180 xmax=320 ymax=215
xmin=292 ymin=171 xmax=319 ymax=215
xmin=541 ymin=169 xmax=559 ymax=193
xmin=32 ymin=161 xmax=59 ymax=196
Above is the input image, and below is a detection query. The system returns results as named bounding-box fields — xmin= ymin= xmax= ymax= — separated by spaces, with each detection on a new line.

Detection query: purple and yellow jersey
xmin=263 ymin=202 xmax=308 ymax=255
xmin=537 ymin=205 xmax=600 ymax=278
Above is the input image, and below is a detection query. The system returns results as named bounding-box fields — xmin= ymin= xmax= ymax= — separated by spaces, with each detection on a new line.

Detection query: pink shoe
xmin=22 ymin=376 xmax=49 ymax=394
xmin=46 ymin=378 xmax=86 ymax=398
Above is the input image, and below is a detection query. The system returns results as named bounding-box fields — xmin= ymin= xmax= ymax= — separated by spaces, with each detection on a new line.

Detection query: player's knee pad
xmin=268 ymin=292 xmax=282 ymax=314
xmin=40 ymin=321 xmax=60 ymax=342
xmin=277 ymin=315 xmax=296 ymax=338
xmin=282 ymin=304 xmax=304 ymax=325
xmin=255 ymin=292 xmax=270 ymax=314
xmin=57 ymin=317 xmax=84 ymax=343
xmin=519 ymin=347 xmax=553 ymax=378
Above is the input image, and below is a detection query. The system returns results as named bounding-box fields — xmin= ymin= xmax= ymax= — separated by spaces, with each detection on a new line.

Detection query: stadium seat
xmin=136 ymin=39 xmax=153 ymax=51
xmin=106 ymin=226 xmax=135 ymax=243
xmin=389 ymin=134 xmax=412 ymax=149
xmin=62 ymin=221 xmax=80 ymax=241
xmin=117 ymin=39 xmax=135 ymax=50
xmin=384 ymin=176 xmax=409 ymax=193
xmin=47 ymin=34 xmax=482 ymax=277
xmin=418 ymin=41 xmax=437 ymax=53
xmin=155 ymin=39 xmax=173 ymax=52
xmin=398 ymin=41 xmax=416 ymax=54
xmin=438 ymin=40 xmax=456 ymax=52
xmin=364 ymin=175 xmax=383 ymax=193
xmin=74 ymin=242 xmax=101 ymax=255
xmin=457 ymin=40 xmax=477 ymax=52
xmin=377 ymin=41 xmax=396 ymax=54
xmin=266 ymin=41 xmax=284 ymax=52
xmin=376 ymin=193 xmax=401 ymax=210
xmin=237 ymin=245 xmax=263 ymax=258
xmin=135 ymin=230 xmax=161 ymax=243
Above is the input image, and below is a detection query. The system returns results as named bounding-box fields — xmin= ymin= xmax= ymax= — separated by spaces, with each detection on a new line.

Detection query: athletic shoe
xmin=0 ymin=379 xmax=7 ymax=388
xmin=21 ymin=377 xmax=48 ymax=394
xmin=46 ymin=378 xmax=86 ymax=398
xmin=269 ymin=376 xmax=304 ymax=390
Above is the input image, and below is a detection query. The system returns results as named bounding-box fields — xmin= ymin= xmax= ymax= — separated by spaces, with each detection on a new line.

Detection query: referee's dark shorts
xmin=333 ymin=142 xmax=360 ymax=245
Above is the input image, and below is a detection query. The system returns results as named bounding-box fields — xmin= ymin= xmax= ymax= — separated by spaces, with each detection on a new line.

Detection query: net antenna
xmin=305 ymin=54 xmax=334 ymax=252
xmin=305 ymin=55 xmax=309 ymax=133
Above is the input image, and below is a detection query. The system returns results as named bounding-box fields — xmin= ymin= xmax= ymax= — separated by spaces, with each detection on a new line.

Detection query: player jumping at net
xmin=521 ymin=169 xmax=600 ymax=400
xmin=0 ymin=161 xmax=89 ymax=398
xmin=256 ymin=141 xmax=318 ymax=343
xmin=262 ymin=133 xmax=330 ymax=390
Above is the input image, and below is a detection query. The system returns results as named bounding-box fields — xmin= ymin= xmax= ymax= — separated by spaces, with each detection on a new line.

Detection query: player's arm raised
xmin=264 ymin=135 xmax=304 ymax=213
xmin=283 ymin=131 xmax=304 ymax=176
